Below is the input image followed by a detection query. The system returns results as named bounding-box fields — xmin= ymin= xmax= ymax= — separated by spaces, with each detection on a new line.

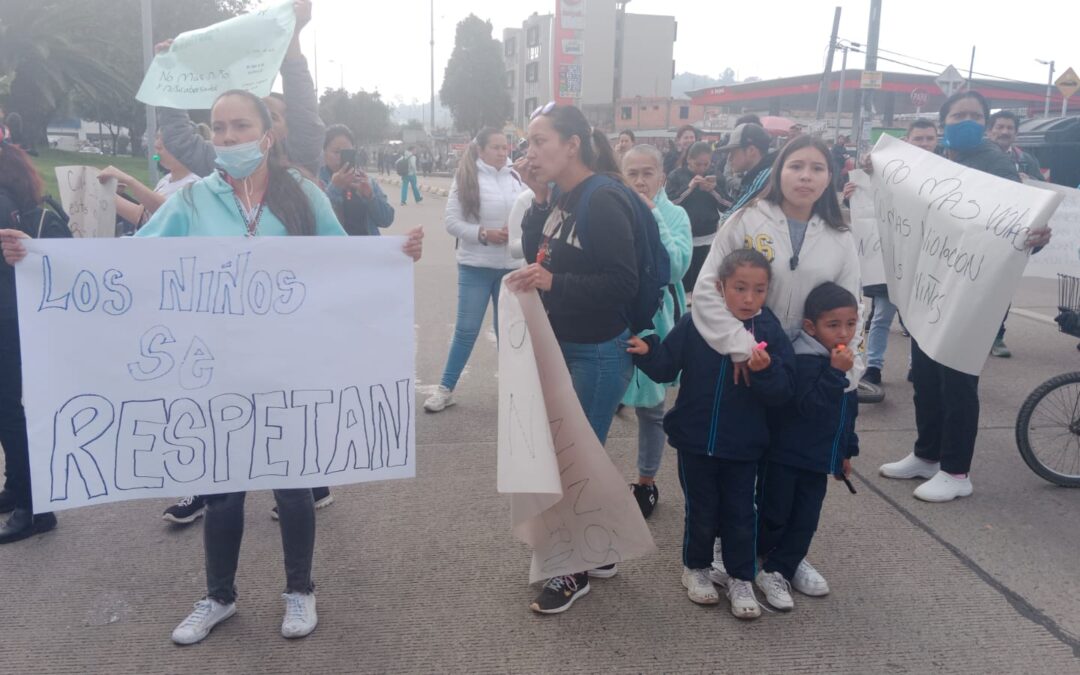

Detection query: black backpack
xmin=563 ymin=175 xmax=671 ymax=334
xmin=2 ymin=190 xmax=72 ymax=240
xmin=395 ymin=155 xmax=411 ymax=177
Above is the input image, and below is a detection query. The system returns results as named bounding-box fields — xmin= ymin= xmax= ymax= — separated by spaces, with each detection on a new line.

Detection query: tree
xmin=0 ymin=0 xmax=250 ymax=153
xmin=318 ymin=88 xmax=394 ymax=144
xmin=439 ymin=14 xmax=511 ymax=135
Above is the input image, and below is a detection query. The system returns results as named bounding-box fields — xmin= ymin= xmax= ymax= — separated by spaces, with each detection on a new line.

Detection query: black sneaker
xmin=631 ymin=483 xmax=659 ymax=519
xmin=0 ymin=489 xmax=16 ymax=514
xmin=271 ymin=487 xmax=334 ymax=520
xmin=863 ymin=366 xmax=882 ymax=385
xmin=529 ymin=573 xmax=590 ymax=614
xmin=162 ymin=495 xmax=207 ymax=525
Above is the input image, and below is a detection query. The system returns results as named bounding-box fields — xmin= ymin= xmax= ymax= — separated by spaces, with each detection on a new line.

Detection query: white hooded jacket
xmin=690 ymin=198 xmax=865 ymax=388
xmin=445 ymin=159 xmax=525 ymax=269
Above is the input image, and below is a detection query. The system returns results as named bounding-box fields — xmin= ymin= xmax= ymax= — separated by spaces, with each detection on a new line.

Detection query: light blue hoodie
xmin=138 ymin=170 xmax=346 ymax=238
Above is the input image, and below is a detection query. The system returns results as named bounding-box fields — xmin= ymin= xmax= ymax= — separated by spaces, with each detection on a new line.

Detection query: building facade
xmin=503 ymin=1 xmax=676 ymax=132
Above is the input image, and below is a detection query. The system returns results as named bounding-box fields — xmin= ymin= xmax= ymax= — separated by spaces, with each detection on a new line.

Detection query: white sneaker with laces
xmin=913 ymin=471 xmax=973 ymax=503
xmin=682 ymin=567 xmax=720 ymax=605
xmin=792 ymin=559 xmax=830 ymax=596
xmin=281 ymin=592 xmax=318 ymax=639
xmin=708 ymin=538 xmax=729 ymax=586
xmin=755 ymin=570 xmax=794 ymax=611
xmin=726 ymin=579 xmax=761 ymax=620
xmin=423 ymin=386 xmax=455 ymax=413
xmin=879 ymin=452 xmax=940 ymax=480
xmin=171 ymin=598 xmax=236 ymax=645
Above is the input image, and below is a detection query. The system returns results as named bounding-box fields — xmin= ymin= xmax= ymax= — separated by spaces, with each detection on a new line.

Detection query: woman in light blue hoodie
xmin=619 ymin=144 xmax=692 ymax=518
xmin=139 ymin=90 xmax=424 ymax=646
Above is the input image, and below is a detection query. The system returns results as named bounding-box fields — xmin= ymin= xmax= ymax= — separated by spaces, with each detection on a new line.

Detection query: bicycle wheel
xmin=1015 ymin=371 xmax=1080 ymax=487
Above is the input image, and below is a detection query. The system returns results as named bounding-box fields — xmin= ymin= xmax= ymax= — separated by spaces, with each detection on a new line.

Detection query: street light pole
xmin=1036 ymin=59 xmax=1055 ymax=118
xmin=835 ymin=44 xmax=849 ymax=140
xmin=430 ymin=0 xmax=436 ymax=132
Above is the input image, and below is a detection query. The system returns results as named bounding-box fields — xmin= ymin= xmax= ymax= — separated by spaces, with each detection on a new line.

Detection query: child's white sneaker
xmin=792 ymin=559 xmax=830 ymax=596
xmin=755 ymin=570 xmax=794 ymax=611
xmin=913 ymin=471 xmax=973 ymax=503
xmin=726 ymin=579 xmax=761 ymax=620
xmin=423 ymin=386 xmax=455 ymax=413
xmin=879 ymin=452 xmax=939 ymax=479
xmin=682 ymin=567 xmax=720 ymax=605
xmin=707 ymin=559 xmax=729 ymax=587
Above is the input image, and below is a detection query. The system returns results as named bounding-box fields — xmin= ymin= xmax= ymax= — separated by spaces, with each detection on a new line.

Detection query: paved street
xmin=3 ymin=181 xmax=1079 ymax=674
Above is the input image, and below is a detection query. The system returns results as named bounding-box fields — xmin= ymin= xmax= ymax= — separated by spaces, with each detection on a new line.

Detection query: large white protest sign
xmin=497 ymin=285 xmax=656 ymax=583
xmin=135 ymin=1 xmax=295 ymax=109
xmin=15 ymin=237 xmax=415 ymax=513
xmin=55 ymin=166 xmax=117 ymax=238
xmin=1021 ymin=178 xmax=1080 ymax=279
xmin=870 ymin=134 xmax=1063 ymax=375
xmin=849 ymin=169 xmax=886 ymax=287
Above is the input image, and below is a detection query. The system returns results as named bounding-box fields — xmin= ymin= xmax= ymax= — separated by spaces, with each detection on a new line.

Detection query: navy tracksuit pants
xmin=677 ymin=449 xmax=757 ymax=581
xmin=756 ymin=461 xmax=828 ymax=580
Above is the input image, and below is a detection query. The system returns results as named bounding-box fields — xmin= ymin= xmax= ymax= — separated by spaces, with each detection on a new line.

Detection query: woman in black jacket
xmin=878 ymin=90 xmax=1052 ymax=503
xmin=0 ymin=129 xmax=71 ymax=543
xmin=508 ymin=103 xmax=638 ymax=615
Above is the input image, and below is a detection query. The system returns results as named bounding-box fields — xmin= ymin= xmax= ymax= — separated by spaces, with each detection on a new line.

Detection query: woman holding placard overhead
xmin=878 ymin=90 xmax=1051 ymax=503
xmin=0 ymin=125 xmax=72 ymax=545
xmin=1 ymin=89 xmax=423 ymax=644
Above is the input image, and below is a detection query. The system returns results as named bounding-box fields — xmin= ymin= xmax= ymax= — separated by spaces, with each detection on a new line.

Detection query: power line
xmin=840 ymin=40 xmax=1038 ymax=86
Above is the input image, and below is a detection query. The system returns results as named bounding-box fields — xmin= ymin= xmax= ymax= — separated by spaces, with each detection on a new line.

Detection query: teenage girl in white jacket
xmin=425 ymin=129 xmax=524 ymax=412
xmin=690 ymin=135 xmax=863 ymax=599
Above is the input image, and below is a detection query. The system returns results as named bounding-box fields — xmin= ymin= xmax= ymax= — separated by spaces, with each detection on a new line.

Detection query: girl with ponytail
xmin=424 ymin=128 xmax=524 ymax=413
xmin=506 ymin=103 xmax=639 ymax=614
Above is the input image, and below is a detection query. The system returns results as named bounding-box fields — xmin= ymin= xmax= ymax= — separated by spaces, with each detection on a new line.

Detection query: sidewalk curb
xmin=380 ymin=175 xmax=449 ymax=198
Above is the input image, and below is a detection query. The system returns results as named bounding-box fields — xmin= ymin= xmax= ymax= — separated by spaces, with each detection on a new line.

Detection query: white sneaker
xmin=281 ymin=592 xmax=318 ymax=639
xmin=755 ymin=570 xmax=794 ymax=611
xmin=879 ymin=452 xmax=940 ymax=480
xmin=682 ymin=567 xmax=720 ymax=605
xmin=423 ymin=386 xmax=455 ymax=413
xmin=707 ymin=561 xmax=730 ymax=587
xmin=792 ymin=559 xmax=830 ymax=597
xmin=726 ymin=579 xmax=761 ymax=620
xmin=171 ymin=598 xmax=236 ymax=645
xmin=913 ymin=471 xmax=973 ymax=503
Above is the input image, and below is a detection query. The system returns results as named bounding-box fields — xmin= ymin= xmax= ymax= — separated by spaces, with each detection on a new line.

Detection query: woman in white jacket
xmin=425 ymin=129 xmax=524 ymax=412
xmin=691 ymin=135 xmax=862 ymax=599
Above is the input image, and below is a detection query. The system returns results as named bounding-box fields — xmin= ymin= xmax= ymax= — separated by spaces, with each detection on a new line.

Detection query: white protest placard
xmin=1021 ymin=178 xmax=1080 ymax=279
xmin=55 ymin=166 xmax=117 ymax=238
xmin=497 ymin=285 xmax=656 ymax=583
xmin=15 ymin=237 xmax=415 ymax=513
xmin=135 ymin=1 xmax=295 ymax=109
xmin=870 ymin=134 xmax=1064 ymax=375
xmin=848 ymin=169 xmax=886 ymax=287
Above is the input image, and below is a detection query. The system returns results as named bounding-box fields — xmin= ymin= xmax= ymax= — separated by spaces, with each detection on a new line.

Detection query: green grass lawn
xmin=30 ymin=149 xmax=152 ymax=200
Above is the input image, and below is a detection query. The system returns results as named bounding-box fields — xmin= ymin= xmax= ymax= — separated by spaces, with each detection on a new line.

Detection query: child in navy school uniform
xmin=754 ymin=281 xmax=860 ymax=612
xmin=628 ymin=249 xmax=795 ymax=620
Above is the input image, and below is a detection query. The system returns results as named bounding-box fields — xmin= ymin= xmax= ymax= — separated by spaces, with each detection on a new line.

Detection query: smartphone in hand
xmin=339 ymin=148 xmax=357 ymax=167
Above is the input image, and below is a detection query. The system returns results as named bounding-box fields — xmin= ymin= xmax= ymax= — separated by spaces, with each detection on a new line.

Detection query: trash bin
xmin=1017 ymin=115 xmax=1080 ymax=187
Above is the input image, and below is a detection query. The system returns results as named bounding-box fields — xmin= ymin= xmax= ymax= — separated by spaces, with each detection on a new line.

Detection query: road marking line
xmin=1010 ymin=308 xmax=1056 ymax=326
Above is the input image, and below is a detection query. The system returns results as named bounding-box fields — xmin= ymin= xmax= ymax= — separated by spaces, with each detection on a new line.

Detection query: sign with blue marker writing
xmin=15 ymin=237 xmax=415 ymax=513
xmin=135 ymin=1 xmax=296 ymax=109
xmin=869 ymin=134 xmax=1063 ymax=375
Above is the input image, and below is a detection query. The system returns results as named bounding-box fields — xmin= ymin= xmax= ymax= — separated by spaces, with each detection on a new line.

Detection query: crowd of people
xmin=0 ymin=0 xmax=1058 ymax=648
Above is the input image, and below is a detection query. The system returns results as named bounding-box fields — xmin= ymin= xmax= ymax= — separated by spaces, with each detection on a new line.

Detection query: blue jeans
xmin=867 ymin=295 xmax=898 ymax=370
xmin=440 ymin=264 xmax=511 ymax=390
xmin=559 ymin=331 xmax=633 ymax=445
xmin=400 ymin=174 xmax=422 ymax=204
xmin=636 ymin=401 xmax=666 ymax=478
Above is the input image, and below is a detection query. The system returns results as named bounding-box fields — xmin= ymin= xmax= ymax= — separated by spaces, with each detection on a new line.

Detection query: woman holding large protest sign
xmin=689 ymin=135 xmax=862 ymax=599
xmin=0 ymin=127 xmax=72 ymax=545
xmin=878 ymin=90 xmax=1051 ymax=503
xmin=0 ymin=89 xmax=422 ymax=643
xmin=508 ymin=102 xmax=638 ymax=614
xmin=424 ymin=128 xmax=524 ymax=414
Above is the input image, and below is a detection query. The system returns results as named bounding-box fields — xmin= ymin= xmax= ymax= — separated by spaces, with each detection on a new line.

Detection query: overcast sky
xmin=294 ymin=0 xmax=1079 ymax=105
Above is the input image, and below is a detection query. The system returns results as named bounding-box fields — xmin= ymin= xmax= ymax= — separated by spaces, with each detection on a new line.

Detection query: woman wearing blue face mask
xmin=0 ymin=89 xmax=424 ymax=645
xmin=878 ymin=90 xmax=1051 ymax=504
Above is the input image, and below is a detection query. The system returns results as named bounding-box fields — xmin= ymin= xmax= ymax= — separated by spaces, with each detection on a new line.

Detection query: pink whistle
xmin=755 ymin=341 xmax=768 ymax=350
